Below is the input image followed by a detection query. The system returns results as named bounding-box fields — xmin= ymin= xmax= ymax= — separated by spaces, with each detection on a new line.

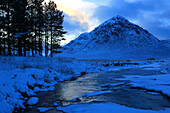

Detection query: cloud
xmin=93 ymin=0 xmax=170 ymax=40
xmin=59 ymin=13 xmax=90 ymax=45
xmin=45 ymin=0 xmax=98 ymax=44
xmin=63 ymin=13 xmax=89 ymax=35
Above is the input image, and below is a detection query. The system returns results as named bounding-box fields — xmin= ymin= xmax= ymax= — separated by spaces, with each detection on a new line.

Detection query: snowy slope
xmin=60 ymin=15 xmax=170 ymax=60
xmin=161 ymin=39 xmax=170 ymax=49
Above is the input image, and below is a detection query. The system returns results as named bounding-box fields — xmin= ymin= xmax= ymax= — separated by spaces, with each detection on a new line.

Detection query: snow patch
xmin=83 ymin=91 xmax=112 ymax=97
xmin=27 ymin=97 xmax=39 ymax=105
xmin=101 ymin=82 xmax=124 ymax=87
xmin=117 ymin=74 xmax=170 ymax=96
xmin=37 ymin=107 xmax=54 ymax=112
xmin=54 ymin=101 xmax=60 ymax=106
xmin=66 ymin=98 xmax=81 ymax=102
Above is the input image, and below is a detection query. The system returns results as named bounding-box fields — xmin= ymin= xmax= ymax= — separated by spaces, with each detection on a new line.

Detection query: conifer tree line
xmin=0 ymin=0 xmax=66 ymax=57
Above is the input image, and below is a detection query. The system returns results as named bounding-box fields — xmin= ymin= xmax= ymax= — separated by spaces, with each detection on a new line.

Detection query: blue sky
xmin=50 ymin=0 xmax=170 ymax=45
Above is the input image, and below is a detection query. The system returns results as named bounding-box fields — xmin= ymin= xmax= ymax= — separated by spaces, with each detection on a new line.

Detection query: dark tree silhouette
xmin=0 ymin=0 xmax=66 ymax=57
xmin=46 ymin=0 xmax=66 ymax=57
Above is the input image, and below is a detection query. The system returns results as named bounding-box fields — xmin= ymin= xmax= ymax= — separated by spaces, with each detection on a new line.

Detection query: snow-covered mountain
xmin=60 ymin=15 xmax=170 ymax=60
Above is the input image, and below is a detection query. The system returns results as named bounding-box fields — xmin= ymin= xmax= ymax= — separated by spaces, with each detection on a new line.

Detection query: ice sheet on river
xmin=83 ymin=91 xmax=112 ymax=97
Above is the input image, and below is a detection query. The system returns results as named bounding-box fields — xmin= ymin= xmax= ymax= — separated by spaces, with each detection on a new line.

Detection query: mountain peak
xmin=93 ymin=15 xmax=130 ymax=33
xmin=112 ymin=15 xmax=128 ymax=21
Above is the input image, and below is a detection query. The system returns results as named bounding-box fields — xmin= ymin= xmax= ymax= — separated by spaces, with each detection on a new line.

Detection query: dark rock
xmin=147 ymin=57 xmax=156 ymax=60
xmin=81 ymin=72 xmax=87 ymax=75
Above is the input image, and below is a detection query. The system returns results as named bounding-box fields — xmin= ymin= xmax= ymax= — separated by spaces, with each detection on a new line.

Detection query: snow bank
xmin=54 ymin=101 xmax=60 ymax=106
xmin=121 ymin=74 xmax=170 ymax=96
xmin=0 ymin=100 xmax=14 ymax=113
xmin=57 ymin=102 xmax=170 ymax=113
xmin=27 ymin=97 xmax=39 ymax=105
xmin=0 ymin=71 xmax=25 ymax=112
xmin=0 ymin=57 xmax=96 ymax=112
xmin=37 ymin=107 xmax=54 ymax=112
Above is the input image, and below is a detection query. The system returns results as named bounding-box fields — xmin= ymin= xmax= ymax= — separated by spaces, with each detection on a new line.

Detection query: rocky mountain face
xmin=60 ymin=16 xmax=170 ymax=60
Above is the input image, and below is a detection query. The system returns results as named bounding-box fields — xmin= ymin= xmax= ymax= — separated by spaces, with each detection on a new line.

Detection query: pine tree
xmin=44 ymin=2 xmax=49 ymax=57
xmin=11 ymin=0 xmax=29 ymax=56
xmin=6 ymin=1 xmax=11 ymax=55
xmin=0 ymin=0 xmax=15 ymax=56
xmin=1 ymin=0 xmax=12 ymax=55
xmin=47 ymin=0 xmax=66 ymax=57
xmin=27 ymin=0 xmax=36 ymax=56
xmin=52 ymin=10 xmax=66 ymax=53
xmin=28 ymin=0 xmax=45 ymax=56
xmin=37 ymin=0 xmax=45 ymax=56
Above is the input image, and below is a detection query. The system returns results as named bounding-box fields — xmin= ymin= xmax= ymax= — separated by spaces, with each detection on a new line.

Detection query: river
xmin=23 ymin=67 xmax=170 ymax=113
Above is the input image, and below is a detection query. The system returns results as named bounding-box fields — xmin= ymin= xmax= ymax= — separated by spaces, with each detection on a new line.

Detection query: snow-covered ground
xmin=115 ymin=63 xmax=170 ymax=96
xmin=57 ymin=102 xmax=170 ymax=113
xmin=0 ymin=56 xmax=169 ymax=113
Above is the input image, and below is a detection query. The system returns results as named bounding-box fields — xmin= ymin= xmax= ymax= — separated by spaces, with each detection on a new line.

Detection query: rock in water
xmin=60 ymin=15 xmax=170 ymax=60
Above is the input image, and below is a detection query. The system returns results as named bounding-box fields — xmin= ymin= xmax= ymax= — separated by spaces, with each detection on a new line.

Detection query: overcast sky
xmin=49 ymin=0 xmax=170 ymax=45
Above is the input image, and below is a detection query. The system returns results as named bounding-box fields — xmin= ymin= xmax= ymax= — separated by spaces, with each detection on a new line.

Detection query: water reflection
xmin=56 ymin=73 xmax=102 ymax=100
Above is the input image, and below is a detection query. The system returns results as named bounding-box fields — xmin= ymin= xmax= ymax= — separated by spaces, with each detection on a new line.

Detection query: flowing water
xmin=23 ymin=67 xmax=170 ymax=113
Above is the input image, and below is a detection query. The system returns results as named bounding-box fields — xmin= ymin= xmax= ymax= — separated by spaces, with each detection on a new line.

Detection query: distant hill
xmin=58 ymin=15 xmax=170 ymax=60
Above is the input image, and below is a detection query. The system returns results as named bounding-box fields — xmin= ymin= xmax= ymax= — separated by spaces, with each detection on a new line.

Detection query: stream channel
xmin=23 ymin=67 xmax=170 ymax=113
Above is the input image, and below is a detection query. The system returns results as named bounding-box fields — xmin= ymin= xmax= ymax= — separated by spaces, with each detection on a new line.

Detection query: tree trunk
xmin=18 ymin=37 xmax=22 ymax=56
xmin=32 ymin=36 xmax=34 ymax=56
xmin=3 ymin=38 xmax=6 ymax=55
xmin=7 ymin=2 xmax=11 ymax=55
xmin=31 ymin=8 xmax=34 ymax=56
xmin=50 ymin=13 xmax=53 ymax=57
xmin=24 ymin=36 xmax=26 ymax=56
xmin=45 ymin=26 xmax=48 ymax=57
xmin=35 ymin=27 xmax=37 ymax=54
xmin=38 ymin=26 xmax=42 ymax=56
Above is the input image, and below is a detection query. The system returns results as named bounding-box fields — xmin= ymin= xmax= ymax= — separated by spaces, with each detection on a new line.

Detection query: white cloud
xmin=44 ymin=0 xmax=99 ymax=44
xmin=45 ymin=0 xmax=97 ymax=17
